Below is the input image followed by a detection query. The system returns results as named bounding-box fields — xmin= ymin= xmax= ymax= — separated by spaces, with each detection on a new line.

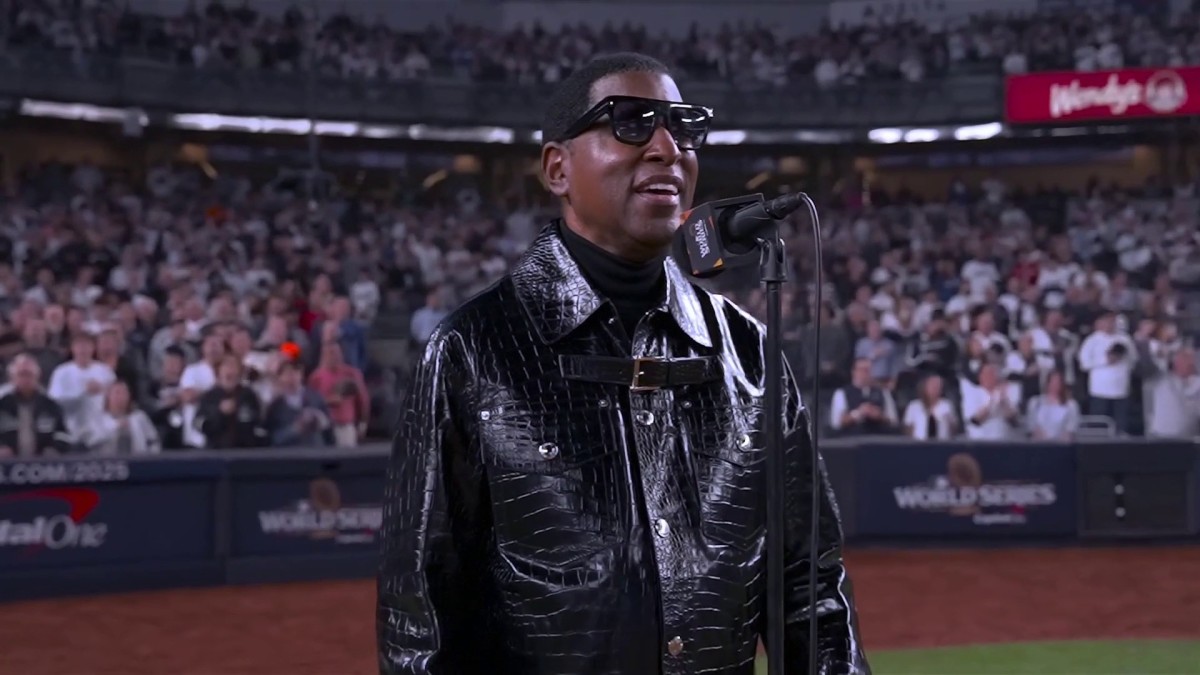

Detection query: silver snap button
xmin=654 ymin=518 xmax=670 ymax=537
xmin=681 ymin=401 xmax=692 ymax=409
xmin=598 ymin=399 xmax=609 ymax=408
xmin=738 ymin=433 xmax=753 ymax=449
xmin=479 ymin=410 xmax=491 ymax=421
xmin=667 ymin=636 xmax=684 ymax=656
xmin=538 ymin=443 xmax=559 ymax=459
xmin=606 ymin=317 xmax=616 ymax=325
xmin=636 ymin=410 xmax=655 ymax=426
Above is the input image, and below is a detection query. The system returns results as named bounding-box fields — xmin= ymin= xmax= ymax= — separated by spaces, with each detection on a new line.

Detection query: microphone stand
xmin=760 ymin=229 xmax=788 ymax=675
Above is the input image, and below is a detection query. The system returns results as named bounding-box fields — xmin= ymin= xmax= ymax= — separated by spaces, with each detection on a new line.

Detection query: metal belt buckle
xmin=630 ymin=357 xmax=663 ymax=393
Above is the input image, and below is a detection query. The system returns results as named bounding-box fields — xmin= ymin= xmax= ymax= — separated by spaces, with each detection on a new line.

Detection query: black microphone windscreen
xmin=676 ymin=203 xmax=727 ymax=278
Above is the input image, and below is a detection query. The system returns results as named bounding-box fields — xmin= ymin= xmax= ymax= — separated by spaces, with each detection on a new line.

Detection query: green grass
xmin=754 ymin=640 xmax=1200 ymax=674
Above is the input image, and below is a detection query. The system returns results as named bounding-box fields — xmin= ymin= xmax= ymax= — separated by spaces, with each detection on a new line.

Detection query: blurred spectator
xmin=1025 ymin=370 xmax=1081 ymax=441
xmin=148 ymin=347 xmax=188 ymax=450
xmin=180 ymin=333 xmax=226 ymax=448
xmin=86 ymin=380 xmax=161 ymax=455
xmin=48 ymin=333 xmax=116 ymax=442
xmin=196 ymin=356 xmax=265 ymax=449
xmin=961 ymin=363 xmax=1022 ymax=440
xmin=905 ymin=309 xmax=959 ymax=382
xmin=854 ymin=319 xmax=899 ymax=385
xmin=265 ymin=360 xmax=332 ymax=447
xmin=0 ymin=354 xmax=71 ymax=457
xmin=96 ymin=327 xmax=146 ymax=404
xmin=1029 ymin=308 xmax=1079 ymax=385
xmin=307 ymin=342 xmax=369 ymax=448
xmin=1143 ymin=348 xmax=1200 ymax=438
xmin=350 ymin=268 xmax=382 ymax=322
xmin=410 ymin=287 xmax=449 ymax=350
xmin=1005 ymin=332 xmax=1047 ymax=402
xmin=829 ymin=358 xmax=900 ymax=436
xmin=19 ymin=319 xmax=62 ymax=386
xmin=1078 ymin=311 xmax=1138 ymax=433
xmin=902 ymin=374 xmax=958 ymax=440
xmin=311 ymin=296 xmax=367 ymax=371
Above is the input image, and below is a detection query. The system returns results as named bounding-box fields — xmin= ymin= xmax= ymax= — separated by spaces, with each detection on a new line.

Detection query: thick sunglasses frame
xmin=558 ymin=95 xmax=715 ymax=149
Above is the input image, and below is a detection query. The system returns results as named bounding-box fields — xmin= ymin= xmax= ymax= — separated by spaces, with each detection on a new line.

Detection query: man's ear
xmin=540 ymin=142 xmax=570 ymax=198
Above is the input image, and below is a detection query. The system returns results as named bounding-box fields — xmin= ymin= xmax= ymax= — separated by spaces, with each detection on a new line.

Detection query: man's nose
xmin=642 ymin=125 xmax=681 ymax=165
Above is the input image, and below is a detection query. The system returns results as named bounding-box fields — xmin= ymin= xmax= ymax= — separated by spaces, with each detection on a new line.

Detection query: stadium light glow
xmin=903 ymin=128 xmax=941 ymax=142
xmin=19 ymin=99 xmax=147 ymax=126
xmin=954 ymin=122 xmax=1003 ymax=140
xmin=867 ymin=128 xmax=904 ymax=143
xmin=15 ymin=98 xmax=1027 ymax=146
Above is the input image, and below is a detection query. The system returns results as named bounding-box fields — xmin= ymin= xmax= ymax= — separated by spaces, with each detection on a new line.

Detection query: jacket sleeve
xmin=47 ymin=399 xmax=75 ymax=455
xmin=377 ymin=329 xmax=482 ymax=675
xmin=767 ymin=356 xmax=871 ymax=674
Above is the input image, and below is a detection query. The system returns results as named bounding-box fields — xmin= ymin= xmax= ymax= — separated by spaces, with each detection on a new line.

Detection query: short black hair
xmin=541 ymin=52 xmax=671 ymax=144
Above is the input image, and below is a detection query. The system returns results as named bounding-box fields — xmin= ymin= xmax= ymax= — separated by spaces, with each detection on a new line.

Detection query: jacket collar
xmin=511 ymin=222 xmax=712 ymax=348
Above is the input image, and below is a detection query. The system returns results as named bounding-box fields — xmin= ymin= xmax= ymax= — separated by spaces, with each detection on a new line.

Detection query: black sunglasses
xmin=558 ymin=95 xmax=715 ymax=150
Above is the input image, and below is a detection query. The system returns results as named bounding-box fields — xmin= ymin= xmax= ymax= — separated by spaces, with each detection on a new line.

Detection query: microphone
xmin=673 ymin=192 xmax=808 ymax=278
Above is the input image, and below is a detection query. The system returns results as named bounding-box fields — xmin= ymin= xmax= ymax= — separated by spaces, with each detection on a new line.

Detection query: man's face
xmin=203 ymin=335 xmax=226 ymax=362
xmin=10 ymin=358 xmax=39 ymax=394
xmin=852 ymin=360 xmax=871 ymax=386
xmin=542 ymin=71 xmax=700 ymax=261
xmin=163 ymin=354 xmax=184 ymax=381
xmin=71 ymin=338 xmax=94 ymax=363
xmin=218 ymin=361 xmax=241 ymax=388
xmin=277 ymin=366 xmax=300 ymax=391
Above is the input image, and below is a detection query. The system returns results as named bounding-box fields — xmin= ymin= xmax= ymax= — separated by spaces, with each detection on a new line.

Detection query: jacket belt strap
xmin=558 ymin=355 xmax=721 ymax=392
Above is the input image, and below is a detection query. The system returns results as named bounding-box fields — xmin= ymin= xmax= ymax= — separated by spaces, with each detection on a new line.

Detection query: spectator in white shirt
xmin=1029 ymin=309 xmax=1078 ymax=384
xmin=1143 ymin=348 xmax=1200 ymax=438
xmin=1025 ymin=370 xmax=1080 ymax=441
xmin=961 ymin=254 xmax=1000 ymax=301
xmin=903 ymin=374 xmax=958 ymax=440
xmin=179 ymin=333 xmax=226 ymax=448
xmin=48 ymin=333 xmax=116 ymax=443
xmin=349 ymin=268 xmax=381 ymax=322
xmin=961 ymin=364 xmax=1022 ymax=440
xmin=85 ymin=380 xmax=161 ymax=455
xmin=829 ymin=359 xmax=900 ymax=436
xmin=1078 ymin=311 xmax=1137 ymax=434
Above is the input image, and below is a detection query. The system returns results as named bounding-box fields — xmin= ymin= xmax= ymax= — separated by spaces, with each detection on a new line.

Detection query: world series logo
xmin=892 ymin=453 xmax=1058 ymax=526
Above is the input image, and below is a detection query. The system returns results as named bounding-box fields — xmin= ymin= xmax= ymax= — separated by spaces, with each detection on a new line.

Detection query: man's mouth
xmin=638 ymin=183 xmax=680 ymax=196
xmin=634 ymin=176 xmax=683 ymax=206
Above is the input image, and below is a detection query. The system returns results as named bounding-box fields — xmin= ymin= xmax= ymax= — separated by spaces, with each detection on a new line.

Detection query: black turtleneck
xmin=558 ymin=222 xmax=665 ymax=338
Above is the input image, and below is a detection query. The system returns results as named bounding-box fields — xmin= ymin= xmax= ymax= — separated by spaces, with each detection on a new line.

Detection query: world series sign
xmin=855 ymin=443 xmax=1077 ymax=537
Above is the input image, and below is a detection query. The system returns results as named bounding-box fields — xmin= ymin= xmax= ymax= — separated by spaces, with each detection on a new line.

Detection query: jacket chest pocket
xmin=680 ymin=400 xmax=766 ymax=551
xmin=478 ymin=409 xmax=625 ymax=575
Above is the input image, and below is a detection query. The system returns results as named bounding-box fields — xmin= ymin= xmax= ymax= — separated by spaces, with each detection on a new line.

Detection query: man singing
xmin=378 ymin=53 xmax=868 ymax=675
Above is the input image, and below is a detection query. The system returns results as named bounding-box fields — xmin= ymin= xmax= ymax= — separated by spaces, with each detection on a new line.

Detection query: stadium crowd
xmin=0 ymin=157 xmax=1197 ymax=458
xmin=726 ymin=175 xmax=1200 ymax=441
xmin=2 ymin=0 xmax=1199 ymax=87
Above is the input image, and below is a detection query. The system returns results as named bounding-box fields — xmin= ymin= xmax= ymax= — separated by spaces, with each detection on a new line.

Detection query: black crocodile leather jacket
xmin=378 ymin=224 xmax=868 ymax=675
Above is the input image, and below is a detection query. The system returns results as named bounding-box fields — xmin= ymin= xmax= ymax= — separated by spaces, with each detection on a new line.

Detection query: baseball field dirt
xmin=3 ymin=546 xmax=1198 ymax=674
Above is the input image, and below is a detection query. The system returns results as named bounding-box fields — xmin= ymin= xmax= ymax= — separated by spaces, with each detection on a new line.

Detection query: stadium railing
xmin=1 ymin=436 xmax=1195 ymax=602
xmin=0 ymin=49 xmax=1002 ymax=128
